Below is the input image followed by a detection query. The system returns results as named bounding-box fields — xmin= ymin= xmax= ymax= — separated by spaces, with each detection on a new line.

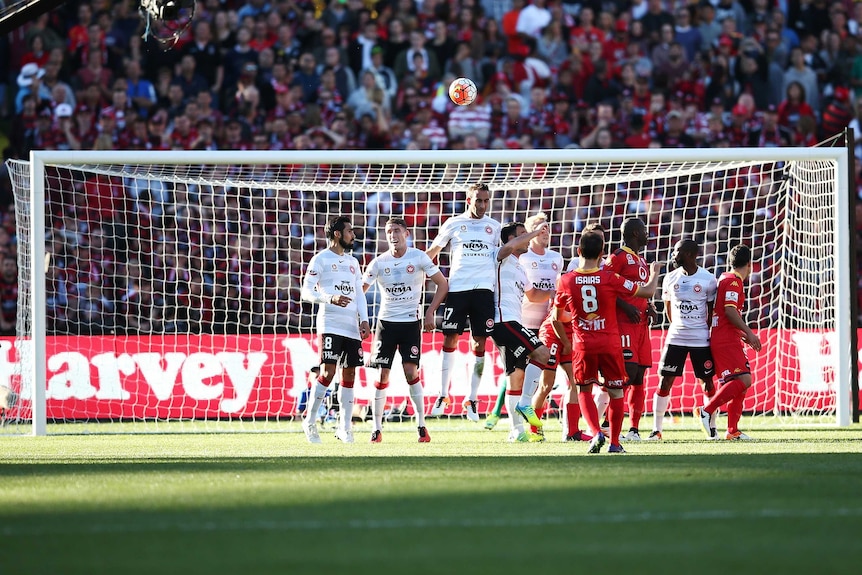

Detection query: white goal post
xmin=4 ymin=147 xmax=854 ymax=435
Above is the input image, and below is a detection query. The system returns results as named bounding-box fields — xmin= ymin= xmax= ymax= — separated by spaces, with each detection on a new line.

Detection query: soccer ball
xmin=448 ymin=77 xmax=477 ymax=106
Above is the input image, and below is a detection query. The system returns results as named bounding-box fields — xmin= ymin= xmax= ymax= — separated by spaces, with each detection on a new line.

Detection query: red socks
xmin=628 ymin=384 xmax=645 ymax=429
xmin=566 ymin=403 xmax=581 ymax=436
xmin=578 ymin=388 xmax=601 ymax=435
xmin=609 ymin=396 xmax=625 ymax=446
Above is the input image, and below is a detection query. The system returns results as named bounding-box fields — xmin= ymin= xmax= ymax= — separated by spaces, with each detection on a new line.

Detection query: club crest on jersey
xmin=331 ymin=264 xmax=338 ymax=272
xmin=460 ymin=225 xmax=467 ymax=231
xmin=406 ymin=264 xmax=415 ymax=273
xmin=531 ymin=261 xmax=538 ymax=268
xmin=694 ymin=284 xmax=702 ymax=293
xmin=384 ymin=268 xmax=391 ymax=275
xmin=673 ymin=283 xmax=680 ymax=291
xmin=485 ymin=226 xmax=493 ymax=235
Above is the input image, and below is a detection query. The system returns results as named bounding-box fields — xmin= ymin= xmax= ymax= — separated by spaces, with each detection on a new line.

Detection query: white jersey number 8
xmin=581 ymin=285 xmax=598 ymax=313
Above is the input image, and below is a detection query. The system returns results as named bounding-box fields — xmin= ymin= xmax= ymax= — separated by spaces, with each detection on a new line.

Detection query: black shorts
xmin=369 ymin=320 xmax=422 ymax=369
xmin=492 ymin=321 xmax=543 ymax=375
xmin=440 ymin=289 xmax=495 ymax=337
xmin=658 ymin=344 xmax=715 ymax=379
xmin=319 ymin=333 xmax=364 ymax=368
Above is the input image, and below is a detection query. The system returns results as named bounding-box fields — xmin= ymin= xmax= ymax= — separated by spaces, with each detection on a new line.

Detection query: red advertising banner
xmin=0 ymin=330 xmax=856 ymax=420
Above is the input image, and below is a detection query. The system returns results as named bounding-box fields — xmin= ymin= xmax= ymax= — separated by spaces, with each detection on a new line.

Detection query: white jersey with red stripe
xmin=429 ymin=213 xmax=501 ymax=293
xmin=519 ymin=246 xmax=563 ymax=329
xmin=493 ymin=250 xmax=527 ymax=323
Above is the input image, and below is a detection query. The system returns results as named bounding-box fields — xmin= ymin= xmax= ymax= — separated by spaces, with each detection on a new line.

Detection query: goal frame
xmin=24 ymin=147 xmax=854 ymax=435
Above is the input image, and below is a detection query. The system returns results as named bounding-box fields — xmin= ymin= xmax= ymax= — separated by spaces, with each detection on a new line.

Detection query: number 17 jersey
xmin=555 ymin=267 xmax=638 ymax=349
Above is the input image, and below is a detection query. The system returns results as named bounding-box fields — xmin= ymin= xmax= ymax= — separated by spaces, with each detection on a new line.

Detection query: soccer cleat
xmin=302 ymin=419 xmax=322 ymax=444
xmin=429 ymin=396 xmax=450 ymax=417
xmin=335 ymin=427 xmax=355 ymax=443
xmin=508 ymin=430 xmax=545 ymax=443
xmin=725 ymin=431 xmax=753 ymax=441
xmin=463 ymin=399 xmax=480 ymax=422
xmin=644 ymin=430 xmax=662 ymax=441
xmin=484 ymin=413 xmax=501 ymax=430
xmin=608 ymin=444 xmax=626 ymax=454
xmin=564 ymin=431 xmax=593 ymax=442
xmin=588 ymin=431 xmax=606 ymax=453
xmin=514 ymin=404 xmax=543 ymax=429
xmin=623 ymin=428 xmax=641 ymax=442
xmin=696 ymin=407 xmax=712 ymax=437
xmin=370 ymin=430 xmax=382 ymax=443
xmin=417 ymin=426 xmax=431 ymax=443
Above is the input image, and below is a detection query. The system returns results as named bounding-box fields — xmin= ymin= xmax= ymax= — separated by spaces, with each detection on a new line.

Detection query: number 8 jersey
xmin=555 ymin=266 xmax=639 ymax=349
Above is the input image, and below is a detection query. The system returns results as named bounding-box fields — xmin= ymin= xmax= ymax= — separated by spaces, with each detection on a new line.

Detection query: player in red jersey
xmin=605 ymin=218 xmax=656 ymax=442
xmin=697 ymin=245 xmax=762 ymax=440
xmin=554 ymin=231 xmax=660 ymax=453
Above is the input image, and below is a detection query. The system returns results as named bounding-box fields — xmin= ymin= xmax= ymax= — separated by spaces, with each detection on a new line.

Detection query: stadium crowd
xmin=0 ymin=0 xmax=861 ymax=335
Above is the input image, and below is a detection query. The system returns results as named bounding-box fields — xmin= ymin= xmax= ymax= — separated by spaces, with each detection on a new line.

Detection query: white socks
xmin=439 ymin=349 xmax=455 ymax=398
xmin=653 ymin=393 xmax=670 ymax=433
xmin=304 ymin=381 xmax=329 ymax=426
xmin=518 ymin=363 xmax=542 ymax=408
xmin=507 ymin=393 xmax=523 ymax=432
xmin=468 ymin=354 xmax=485 ymax=401
xmin=372 ymin=386 xmax=386 ymax=432
xmin=339 ymin=386 xmax=355 ymax=432
xmin=409 ymin=381 xmax=425 ymax=427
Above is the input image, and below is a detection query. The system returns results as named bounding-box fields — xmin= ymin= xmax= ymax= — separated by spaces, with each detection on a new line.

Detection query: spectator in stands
xmin=821 ymin=85 xmax=854 ymax=138
xmin=394 ymin=29 xmax=441 ymax=85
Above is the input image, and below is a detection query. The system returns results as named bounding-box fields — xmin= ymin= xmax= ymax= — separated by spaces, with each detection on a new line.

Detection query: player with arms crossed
xmin=605 ymin=218 xmax=656 ymax=441
xmin=697 ymin=244 xmax=762 ymax=440
xmin=491 ymin=221 xmax=552 ymax=442
xmin=426 ymin=183 xmax=501 ymax=421
xmin=486 ymin=213 xmax=562 ymax=431
xmin=300 ymin=216 xmax=370 ymax=444
xmin=362 ymin=217 xmax=449 ymax=443
xmin=555 ymin=231 xmax=660 ymax=453
xmin=646 ymin=239 xmax=717 ymax=441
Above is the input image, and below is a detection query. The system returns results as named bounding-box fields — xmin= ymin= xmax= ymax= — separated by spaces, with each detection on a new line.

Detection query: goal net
xmin=3 ymin=148 xmax=854 ymax=434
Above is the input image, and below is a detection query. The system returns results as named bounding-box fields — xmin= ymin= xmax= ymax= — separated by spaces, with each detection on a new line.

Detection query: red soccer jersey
xmin=555 ymin=267 xmax=637 ymax=349
xmin=711 ymin=271 xmax=745 ymax=342
xmin=605 ymin=246 xmax=649 ymax=318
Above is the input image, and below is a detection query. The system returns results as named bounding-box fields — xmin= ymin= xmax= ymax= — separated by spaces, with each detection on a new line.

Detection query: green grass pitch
xmin=1 ymin=420 xmax=861 ymax=575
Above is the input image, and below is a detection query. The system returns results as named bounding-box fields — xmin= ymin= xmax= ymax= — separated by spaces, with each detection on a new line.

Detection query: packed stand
xmin=0 ymin=0 xmax=860 ymax=334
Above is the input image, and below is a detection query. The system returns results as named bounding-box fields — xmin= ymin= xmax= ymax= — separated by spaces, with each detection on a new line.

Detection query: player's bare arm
xmin=497 ymin=222 xmax=548 ymax=261
xmin=423 ymin=271 xmax=449 ymax=332
xmin=425 ymin=244 xmax=443 ymax=261
xmin=551 ymin=305 xmax=573 ymax=355
xmin=723 ymin=305 xmax=762 ymax=351
xmin=633 ymin=261 xmax=661 ymax=298
xmin=616 ymin=298 xmax=641 ymax=323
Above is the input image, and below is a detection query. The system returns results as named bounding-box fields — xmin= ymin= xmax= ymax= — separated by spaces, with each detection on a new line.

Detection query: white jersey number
xmin=581 ymin=285 xmax=598 ymax=313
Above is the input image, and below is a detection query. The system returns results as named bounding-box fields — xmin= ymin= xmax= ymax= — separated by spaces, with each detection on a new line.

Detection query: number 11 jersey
xmin=555 ymin=267 xmax=639 ymax=349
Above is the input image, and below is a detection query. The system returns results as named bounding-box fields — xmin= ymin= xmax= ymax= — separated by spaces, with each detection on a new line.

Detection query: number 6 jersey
xmin=554 ymin=266 xmax=638 ymax=349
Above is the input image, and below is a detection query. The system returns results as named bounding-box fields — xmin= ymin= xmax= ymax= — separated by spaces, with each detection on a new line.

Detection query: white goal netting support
xmin=3 ymin=148 xmax=854 ymax=435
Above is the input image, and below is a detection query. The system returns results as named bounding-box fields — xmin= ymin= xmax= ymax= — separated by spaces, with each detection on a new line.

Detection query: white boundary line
xmin=3 ymin=507 xmax=861 ymax=537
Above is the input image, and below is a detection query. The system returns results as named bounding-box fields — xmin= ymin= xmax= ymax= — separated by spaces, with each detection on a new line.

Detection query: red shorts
xmin=619 ymin=321 xmax=651 ymax=367
xmin=573 ymin=347 xmax=628 ymax=389
xmin=711 ymin=338 xmax=751 ymax=384
xmin=539 ymin=324 xmax=573 ymax=367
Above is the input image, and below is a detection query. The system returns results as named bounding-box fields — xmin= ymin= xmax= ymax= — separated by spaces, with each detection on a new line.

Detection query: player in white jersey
xmin=486 ymin=212 xmax=563 ymax=430
xmin=300 ymin=216 xmax=370 ymax=444
xmin=362 ymin=217 xmax=448 ymax=444
xmin=490 ymin=221 xmax=551 ymax=442
xmin=646 ymin=239 xmax=718 ymax=440
xmin=425 ymin=183 xmax=502 ymax=422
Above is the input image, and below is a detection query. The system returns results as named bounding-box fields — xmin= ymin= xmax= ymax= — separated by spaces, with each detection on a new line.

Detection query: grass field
xmin=1 ymin=419 xmax=861 ymax=575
